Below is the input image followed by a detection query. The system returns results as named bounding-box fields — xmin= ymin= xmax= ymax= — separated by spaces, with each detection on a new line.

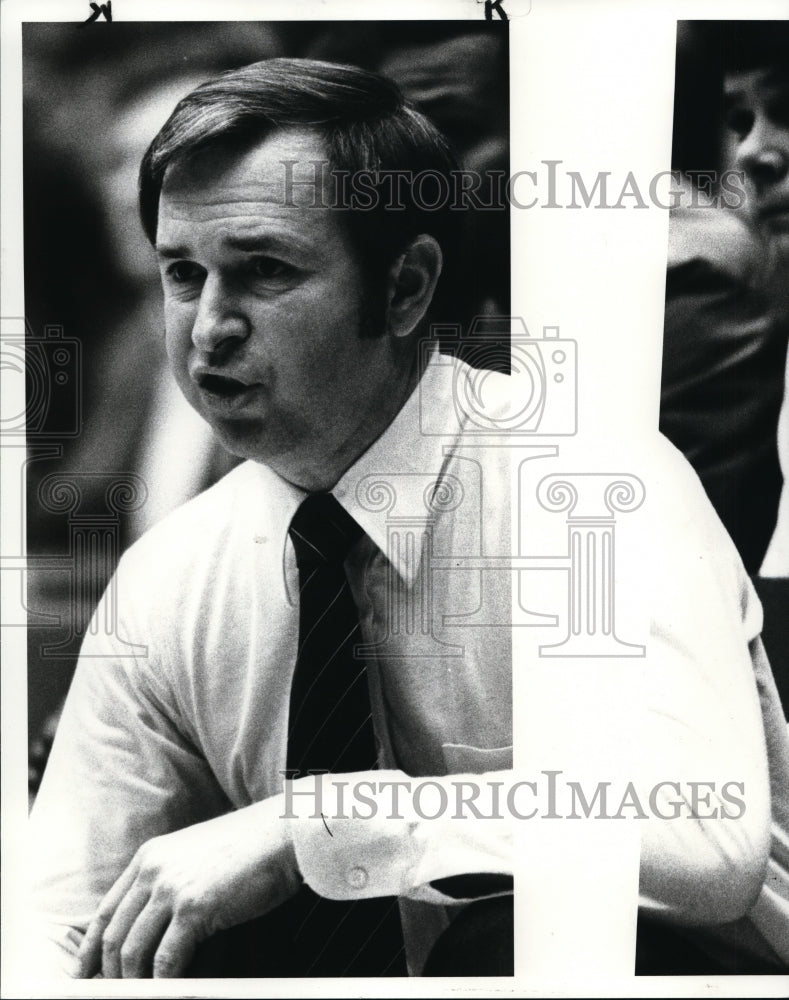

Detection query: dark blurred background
xmin=23 ymin=20 xmax=510 ymax=794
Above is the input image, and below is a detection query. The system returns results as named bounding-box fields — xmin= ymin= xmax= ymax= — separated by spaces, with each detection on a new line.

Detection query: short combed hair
xmin=139 ymin=57 xmax=461 ymax=315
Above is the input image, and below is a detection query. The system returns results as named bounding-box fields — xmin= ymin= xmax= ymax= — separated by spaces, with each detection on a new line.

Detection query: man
xmin=29 ymin=58 xmax=786 ymax=979
xmin=30 ymin=57 xmax=515 ymax=979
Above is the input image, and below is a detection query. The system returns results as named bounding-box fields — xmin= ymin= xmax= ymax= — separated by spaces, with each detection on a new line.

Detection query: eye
xmin=166 ymin=261 xmax=203 ymax=283
xmin=766 ymin=93 xmax=789 ymax=130
xmin=725 ymin=106 xmax=755 ymax=141
xmin=250 ymin=256 xmax=292 ymax=280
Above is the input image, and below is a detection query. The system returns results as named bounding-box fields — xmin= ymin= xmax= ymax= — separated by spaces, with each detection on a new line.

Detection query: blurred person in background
xmin=723 ymin=40 xmax=789 ymax=964
xmin=644 ymin=19 xmax=789 ymax=974
xmin=659 ymin=21 xmax=789 ymax=578
xmin=720 ymin=21 xmax=789 ymax=577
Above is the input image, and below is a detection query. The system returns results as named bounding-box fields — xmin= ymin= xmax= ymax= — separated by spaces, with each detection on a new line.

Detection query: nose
xmin=191 ymin=273 xmax=250 ymax=362
xmin=736 ymin=118 xmax=789 ymax=192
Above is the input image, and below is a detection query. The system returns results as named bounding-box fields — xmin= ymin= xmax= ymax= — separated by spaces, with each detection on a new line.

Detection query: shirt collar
xmin=333 ymin=348 xmax=462 ymax=586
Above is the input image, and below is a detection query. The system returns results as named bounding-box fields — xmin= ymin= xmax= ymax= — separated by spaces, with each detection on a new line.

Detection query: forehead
xmin=157 ymin=127 xmax=343 ymax=243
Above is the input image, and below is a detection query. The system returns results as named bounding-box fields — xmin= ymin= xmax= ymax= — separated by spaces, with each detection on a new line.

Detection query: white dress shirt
xmin=28 ymin=353 xmax=788 ymax=975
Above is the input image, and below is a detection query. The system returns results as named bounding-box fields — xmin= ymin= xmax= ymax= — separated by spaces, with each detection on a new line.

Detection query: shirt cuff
xmin=284 ymin=770 xmax=513 ymax=905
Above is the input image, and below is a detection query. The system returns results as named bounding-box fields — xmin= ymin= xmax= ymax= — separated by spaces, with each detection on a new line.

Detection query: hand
xmin=77 ymin=794 xmax=301 ymax=979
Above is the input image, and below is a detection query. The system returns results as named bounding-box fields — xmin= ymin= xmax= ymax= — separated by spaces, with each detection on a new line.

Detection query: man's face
xmin=724 ymin=67 xmax=789 ymax=259
xmin=156 ymin=128 xmax=404 ymax=489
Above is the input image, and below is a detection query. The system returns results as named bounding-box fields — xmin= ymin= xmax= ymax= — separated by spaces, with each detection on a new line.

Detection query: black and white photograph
xmin=1 ymin=0 xmax=788 ymax=995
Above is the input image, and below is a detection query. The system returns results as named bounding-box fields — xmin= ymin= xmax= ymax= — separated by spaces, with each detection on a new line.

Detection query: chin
xmin=211 ymin=421 xmax=289 ymax=466
xmin=215 ymin=433 xmax=270 ymax=464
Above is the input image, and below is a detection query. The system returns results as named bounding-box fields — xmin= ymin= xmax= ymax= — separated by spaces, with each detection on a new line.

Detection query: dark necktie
xmin=277 ymin=492 xmax=406 ymax=976
xmin=287 ymin=492 xmax=377 ymax=776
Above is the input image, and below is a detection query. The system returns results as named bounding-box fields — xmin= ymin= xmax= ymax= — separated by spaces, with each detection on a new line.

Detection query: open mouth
xmin=199 ymin=374 xmax=250 ymax=398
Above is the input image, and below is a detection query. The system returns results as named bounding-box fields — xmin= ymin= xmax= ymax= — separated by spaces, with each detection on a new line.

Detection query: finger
xmin=152 ymin=916 xmax=199 ymax=979
xmin=100 ymin=879 xmax=159 ymax=979
xmin=77 ymin=859 xmax=140 ymax=978
xmin=116 ymin=895 xmax=173 ymax=979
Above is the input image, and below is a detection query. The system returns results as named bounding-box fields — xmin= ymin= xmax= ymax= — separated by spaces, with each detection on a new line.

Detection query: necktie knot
xmin=288 ymin=492 xmax=363 ymax=569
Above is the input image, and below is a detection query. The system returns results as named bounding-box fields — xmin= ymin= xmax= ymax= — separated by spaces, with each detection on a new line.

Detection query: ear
xmin=384 ymin=234 xmax=443 ymax=339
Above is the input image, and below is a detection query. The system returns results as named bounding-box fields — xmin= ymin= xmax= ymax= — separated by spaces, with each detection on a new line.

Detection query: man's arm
xmin=28 ymin=577 xmax=234 ymax=976
xmin=634 ymin=437 xmax=774 ymax=923
xmin=75 ymin=795 xmax=301 ymax=978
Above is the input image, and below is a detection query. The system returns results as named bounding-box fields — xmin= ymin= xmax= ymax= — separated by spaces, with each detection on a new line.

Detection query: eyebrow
xmin=155 ymin=233 xmax=312 ymax=259
xmin=724 ymin=68 xmax=789 ymax=102
xmin=224 ymin=233 xmax=311 ymax=256
xmin=155 ymin=243 xmax=190 ymax=259
xmin=761 ymin=67 xmax=789 ymax=89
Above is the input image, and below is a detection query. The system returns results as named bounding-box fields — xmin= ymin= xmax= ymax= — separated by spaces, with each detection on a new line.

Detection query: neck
xmin=275 ymin=345 xmax=426 ymax=493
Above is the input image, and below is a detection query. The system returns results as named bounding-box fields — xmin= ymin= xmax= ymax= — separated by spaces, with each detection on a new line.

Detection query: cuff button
xmin=347 ymin=865 xmax=369 ymax=889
